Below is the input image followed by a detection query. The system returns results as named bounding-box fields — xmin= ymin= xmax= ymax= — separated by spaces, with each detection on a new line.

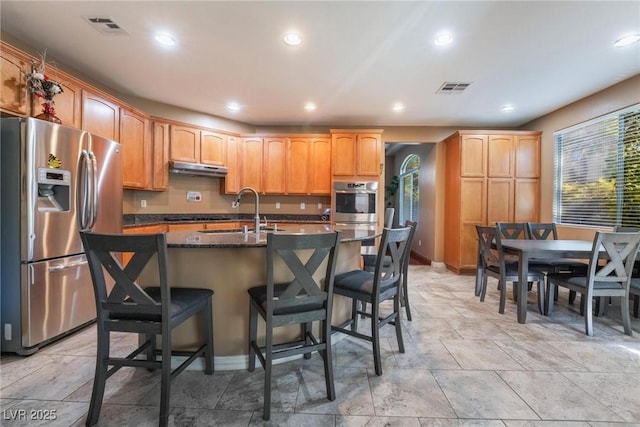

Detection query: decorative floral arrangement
xmin=24 ymin=50 xmax=64 ymax=116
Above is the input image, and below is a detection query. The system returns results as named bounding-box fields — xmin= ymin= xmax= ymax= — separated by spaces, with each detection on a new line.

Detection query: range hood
xmin=169 ymin=160 xmax=228 ymax=178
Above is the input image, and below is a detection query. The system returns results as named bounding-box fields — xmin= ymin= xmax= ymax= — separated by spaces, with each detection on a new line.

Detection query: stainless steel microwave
xmin=333 ymin=182 xmax=378 ymax=224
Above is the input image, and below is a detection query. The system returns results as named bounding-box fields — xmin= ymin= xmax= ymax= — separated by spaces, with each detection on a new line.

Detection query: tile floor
xmin=2 ymin=265 xmax=640 ymax=426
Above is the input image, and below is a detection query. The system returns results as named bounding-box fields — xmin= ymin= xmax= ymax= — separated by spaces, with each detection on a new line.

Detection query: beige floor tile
xmin=498 ymin=371 xmax=624 ymax=422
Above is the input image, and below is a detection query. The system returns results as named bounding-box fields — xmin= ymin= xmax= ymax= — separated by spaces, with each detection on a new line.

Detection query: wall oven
xmin=333 ymin=181 xmax=378 ymax=224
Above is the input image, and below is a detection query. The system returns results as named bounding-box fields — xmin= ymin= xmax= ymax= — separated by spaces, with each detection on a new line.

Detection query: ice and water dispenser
xmin=37 ymin=167 xmax=71 ymax=212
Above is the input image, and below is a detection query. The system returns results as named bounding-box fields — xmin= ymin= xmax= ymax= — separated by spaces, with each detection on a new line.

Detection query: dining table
xmin=499 ymin=239 xmax=596 ymax=323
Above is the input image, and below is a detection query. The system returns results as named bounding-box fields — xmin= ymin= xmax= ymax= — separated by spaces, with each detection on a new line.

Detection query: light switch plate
xmin=317 ymin=202 xmax=322 ymax=209
xmin=276 ymin=202 xmax=281 ymax=209
xmin=300 ymin=202 xmax=306 ymax=210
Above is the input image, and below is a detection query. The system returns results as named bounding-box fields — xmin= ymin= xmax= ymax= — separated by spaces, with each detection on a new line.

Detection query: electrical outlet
xmin=276 ymin=202 xmax=281 ymax=209
xmin=317 ymin=202 xmax=322 ymax=209
xmin=140 ymin=199 xmax=147 ymax=208
xmin=418 ymin=240 xmax=422 ymax=246
xmin=186 ymin=191 xmax=202 ymax=202
xmin=300 ymin=202 xmax=306 ymax=210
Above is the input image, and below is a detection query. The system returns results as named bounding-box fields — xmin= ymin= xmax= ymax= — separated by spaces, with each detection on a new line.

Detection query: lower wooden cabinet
xmin=122 ymin=224 xmax=166 ymax=264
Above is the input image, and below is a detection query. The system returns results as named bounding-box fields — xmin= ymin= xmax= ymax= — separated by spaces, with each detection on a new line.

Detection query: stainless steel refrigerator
xmin=1 ymin=117 xmax=122 ymax=354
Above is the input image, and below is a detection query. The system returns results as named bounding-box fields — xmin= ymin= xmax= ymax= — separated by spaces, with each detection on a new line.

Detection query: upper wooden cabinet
xmin=81 ymin=90 xmax=120 ymax=141
xmin=308 ymin=137 xmax=331 ymax=194
xmin=170 ymin=125 xmax=228 ymax=167
xmin=331 ymin=130 xmax=383 ymax=177
xmin=45 ymin=77 xmax=82 ymax=129
xmin=287 ymin=137 xmax=310 ymax=194
xmin=0 ymin=42 xmax=30 ymax=116
xmin=289 ymin=136 xmax=331 ymax=195
xmin=151 ymin=120 xmax=170 ymax=191
xmin=240 ymin=137 xmax=264 ymax=192
xmin=170 ymin=125 xmax=200 ymax=163
xmin=200 ymin=130 xmax=226 ymax=166
xmin=263 ymin=137 xmax=287 ymax=194
xmin=515 ymin=134 xmax=541 ymax=178
xmin=444 ymin=130 xmax=542 ymax=273
xmin=119 ymin=107 xmax=150 ymax=189
xmin=225 ymin=136 xmax=240 ymax=194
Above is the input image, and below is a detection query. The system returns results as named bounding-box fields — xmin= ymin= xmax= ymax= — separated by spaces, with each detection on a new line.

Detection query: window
xmin=399 ymin=154 xmax=420 ymax=224
xmin=553 ymin=104 xmax=640 ymax=228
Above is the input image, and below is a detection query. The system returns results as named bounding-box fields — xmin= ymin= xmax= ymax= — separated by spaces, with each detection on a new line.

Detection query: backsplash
xmin=123 ymin=174 xmax=330 ymax=216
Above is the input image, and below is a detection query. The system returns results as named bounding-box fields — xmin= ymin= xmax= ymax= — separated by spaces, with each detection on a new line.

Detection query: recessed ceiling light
xmin=154 ymin=33 xmax=176 ymax=47
xmin=283 ymin=32 xmax=302 ymax=46
xmin=304 ymin=102 xmax=316 ymax=112
xmin=392 ymin=103 xmax=405 ymax=112
xmin=434 ymin=32 xmax=453 ymax=46
xmin=501 ymin=104 xmax=515 ymax=113
xmin=614 ymin=34 xmax=640 ymax=47
xmin=226 ymin=102 xmax=242 ymax=112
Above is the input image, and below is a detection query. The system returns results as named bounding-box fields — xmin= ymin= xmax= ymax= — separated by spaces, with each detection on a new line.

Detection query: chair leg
xmin=145 ymin=333 xmax=156 ymax=363
xmin=263 ymin=324 xmax=273 ymax=421
xmin=371 ymin=301 xmax=383 ymax=376
xmin=554 ymin=285 xmax=559 ymax=302
xmin=360 ymin=301 xmax=367 ymax=319
xmin=621 ymin=295 xmax=633 ymax=336
xmin=402 ymin=274 xmax=412 ymax=321
xmin=203 ymin=299 xmax=214 ymax=375
xmin=569 ymin=290 xmax=577 ymax=304
xmin=393 ymin=295 xmax=405 ymax=354
xmin=634 ymin=295 xmax=639 ymax=318
xmin=248 ymin=302 xmax=257 ymax=372
xmin=321 ymin=319 xmax=335 ymax=401
xmin=499 ymin=279 xmax=507 ymax=314
xmin=85 ymin=328 xmax=109 ymax=427
xmin=159 ymin=330 xmax=171 ymax=427
xmin=584 ymin=294 xmax=593 ymax=337
xmin=303 ymin=322 xmax=312 ymax=359
xmin=480 ymin=273 xmax=488 ymax=302
xmin=351 ymin=299 xmax=359 ymax=332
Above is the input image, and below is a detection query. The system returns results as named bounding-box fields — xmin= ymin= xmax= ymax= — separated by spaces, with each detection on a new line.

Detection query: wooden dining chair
xmin=80 ymin=231 xmax=214 ymax=427
xmin=247 ymin=231 xmax=341 ymax=420
xmin=476 ymin=225 xmax=546 ymax=314
xmin=526 ymin=222 xmax=588 ymax=308
xmin=615 ymin=226 xmax=640 ymax=318
xmin=332 ymin=226 xmax=411 ymax=376
xmin=546 ymin=231 xmax=640 ymax=336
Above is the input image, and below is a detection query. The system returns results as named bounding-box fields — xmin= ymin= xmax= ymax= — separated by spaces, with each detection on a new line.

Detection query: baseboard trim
xmin=410 ymin=250 xmax=431 ymax=265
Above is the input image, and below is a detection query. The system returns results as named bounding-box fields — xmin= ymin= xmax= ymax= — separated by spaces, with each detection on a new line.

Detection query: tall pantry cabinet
xmin=444 ymin=130 xmax=541 ymax=273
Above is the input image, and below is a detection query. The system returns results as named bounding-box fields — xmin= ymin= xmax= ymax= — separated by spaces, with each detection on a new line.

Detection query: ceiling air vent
xmin=83 ymin=17 xmax=129 ymax=35
xmin=436 ymin=82 xmax=472 ymax=94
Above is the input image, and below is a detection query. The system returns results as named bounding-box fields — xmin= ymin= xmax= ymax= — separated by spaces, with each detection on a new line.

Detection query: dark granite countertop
xmin=123 ymin=213 xmax=329 ymax=227
xmin=165 ymin=224 xmax=380 ymax=248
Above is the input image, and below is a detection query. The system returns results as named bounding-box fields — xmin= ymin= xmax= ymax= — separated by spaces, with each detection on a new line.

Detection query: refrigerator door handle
xmin=88 ymin=151 xmax=98 ymax=230
xmin=48 ymin=259 xmax=88 ymax=272
xmin=77 ymin=150 xmax=90 ymax=230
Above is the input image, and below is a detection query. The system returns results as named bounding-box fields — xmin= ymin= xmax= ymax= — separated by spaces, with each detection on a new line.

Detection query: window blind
xmin=553 ymin=104 xmax=640 ymax=228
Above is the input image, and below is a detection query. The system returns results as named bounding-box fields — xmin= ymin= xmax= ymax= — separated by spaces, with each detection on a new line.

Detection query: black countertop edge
xmin=123 ymin=213 xmax=329 ymax=227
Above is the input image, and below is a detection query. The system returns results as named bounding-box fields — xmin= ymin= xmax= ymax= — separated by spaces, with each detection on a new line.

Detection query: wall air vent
xmin=436 ymin=82 xmax=472 ymax=94
xmin=83 ymin=17 xmax=129 ymax=35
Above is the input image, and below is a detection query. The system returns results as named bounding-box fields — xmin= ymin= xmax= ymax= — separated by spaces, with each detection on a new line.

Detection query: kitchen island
xmin=138 ymin=224 xmax=380 ymax=369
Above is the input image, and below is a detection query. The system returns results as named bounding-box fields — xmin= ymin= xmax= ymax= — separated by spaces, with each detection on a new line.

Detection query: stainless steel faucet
xmin=233 ymin=186 xmax=260 ymax=233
